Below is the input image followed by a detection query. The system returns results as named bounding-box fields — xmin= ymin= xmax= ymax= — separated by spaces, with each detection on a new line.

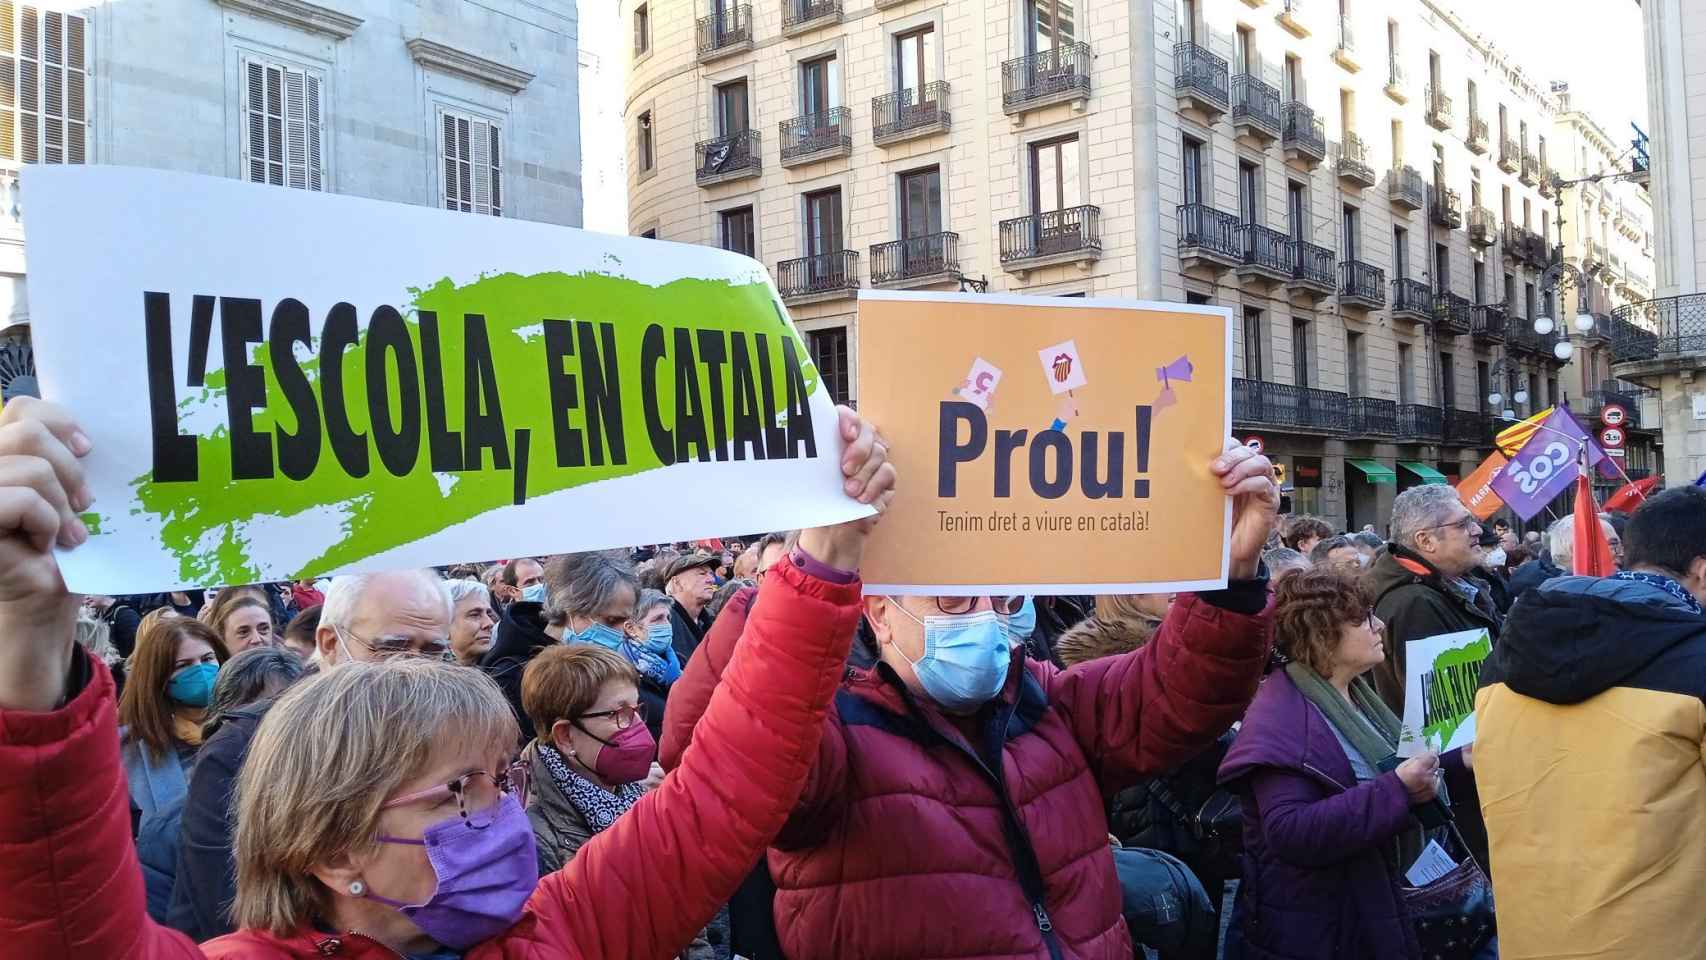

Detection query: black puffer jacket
xmin=1366 ymin=542 xmax=1502 ymax=716
xmin=480 ymin=600 xmax=558 ymax=743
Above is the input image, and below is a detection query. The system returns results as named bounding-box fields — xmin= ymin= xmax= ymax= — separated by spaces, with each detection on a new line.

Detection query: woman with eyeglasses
xmin=118 ymin=610 xmax=231 ymax=922
xmin=0 ymin=398 xmax=895 ymax=960
xmin=1218 ymin=566 xmax=1478 ymax=960
xmin=659 ymin=442 xmax=1281 ymax=960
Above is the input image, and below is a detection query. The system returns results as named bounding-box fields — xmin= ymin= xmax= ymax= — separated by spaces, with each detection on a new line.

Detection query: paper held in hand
xmin=1397 ymin=628 xmax=1492 ymax=758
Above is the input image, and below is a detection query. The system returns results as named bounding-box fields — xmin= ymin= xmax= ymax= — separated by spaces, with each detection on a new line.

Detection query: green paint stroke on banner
xmin=126 ymin=271 xmax=817 ymax=585
xmin=1420 ymin=631 xmax=1492 ymax=750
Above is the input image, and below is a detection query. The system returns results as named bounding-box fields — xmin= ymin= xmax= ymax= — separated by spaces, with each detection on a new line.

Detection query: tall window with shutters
xmin=241 ymin=57 xmax=323 ymax=191
xmin=439 ymin=108 xmax=502 ymax=217
xmin=0 ymin=3 xmax=89 ymax=165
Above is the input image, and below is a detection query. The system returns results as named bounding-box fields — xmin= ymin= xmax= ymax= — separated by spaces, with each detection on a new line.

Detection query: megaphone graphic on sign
xmin=1156 ymin=355 xmax=1194 ymax=388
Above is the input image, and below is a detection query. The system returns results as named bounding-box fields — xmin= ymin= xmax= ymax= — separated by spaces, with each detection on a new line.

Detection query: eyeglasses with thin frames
xmin=380 ymin=769 xmax=517 ymax=831
xmin=336 ymin=625 xmax=452 ymax=661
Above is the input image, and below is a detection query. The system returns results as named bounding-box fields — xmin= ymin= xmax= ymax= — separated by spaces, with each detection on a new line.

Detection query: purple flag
xmin=1488 ymin=408 xmax=1607 ymax=520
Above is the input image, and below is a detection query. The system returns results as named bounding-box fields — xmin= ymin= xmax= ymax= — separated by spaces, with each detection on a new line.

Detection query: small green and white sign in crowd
xmin=1398 ymin=627 xmax=1492 ymax=757
xmin=22 ymin=166 xmax=870 ymax=593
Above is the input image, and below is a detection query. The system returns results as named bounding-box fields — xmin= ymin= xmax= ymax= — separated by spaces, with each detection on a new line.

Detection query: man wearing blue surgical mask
xmin=662 ymin=442 xmax=1282 ymax=959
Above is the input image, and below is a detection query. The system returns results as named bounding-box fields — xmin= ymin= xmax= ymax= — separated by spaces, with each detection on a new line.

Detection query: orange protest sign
xmin=854 ymin=291 xmax=1231 ymax=595
xmin=1457 ymin=450 xmax=1509 ymax=522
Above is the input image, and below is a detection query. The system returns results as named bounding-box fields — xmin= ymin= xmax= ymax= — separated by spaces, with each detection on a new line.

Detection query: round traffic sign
xmin=1243 ymin=435 xmax=1264 ymax=454
xmin=1599 ymin=426 xmax=1626 ymax=449
xmin=1601 ymin=404 xmax=1629 ymax=428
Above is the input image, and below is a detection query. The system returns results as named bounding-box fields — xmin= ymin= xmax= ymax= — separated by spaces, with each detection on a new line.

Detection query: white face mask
xmin=1482 ymin=547 xmax=1507 ymax=569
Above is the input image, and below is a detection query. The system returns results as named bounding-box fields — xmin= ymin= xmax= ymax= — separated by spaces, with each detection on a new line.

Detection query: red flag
xmin=1573 ymin=460 xmax=1617 ymax=576
xmin=1603 ymin=475 xmax=1660 ymax=513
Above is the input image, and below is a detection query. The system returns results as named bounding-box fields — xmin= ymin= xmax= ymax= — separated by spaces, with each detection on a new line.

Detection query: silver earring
xmin=348 ymin=880 xmax=365 ymax=896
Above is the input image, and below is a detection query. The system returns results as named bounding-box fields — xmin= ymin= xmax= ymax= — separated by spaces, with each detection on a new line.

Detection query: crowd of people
xmin=0 ymin=390 xmax=1702 ymax=960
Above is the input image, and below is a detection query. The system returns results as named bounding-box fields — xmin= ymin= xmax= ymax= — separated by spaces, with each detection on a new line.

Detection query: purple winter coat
xmin=1218 ymin=670 xmax=1470 ymax=960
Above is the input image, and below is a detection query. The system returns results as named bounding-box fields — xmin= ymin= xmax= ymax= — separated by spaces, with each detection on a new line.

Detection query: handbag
xmin=1400 ymin=820 xmax=1497 ymax=960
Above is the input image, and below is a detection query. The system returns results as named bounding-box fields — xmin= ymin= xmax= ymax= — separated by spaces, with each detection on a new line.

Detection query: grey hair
xmin=1262 ymin=547 xmax=1311 ymax=576
xmin=635 ymin=587 xmax=671 ymax=619
xmin=444 ymin=578 xmax=490 ymax=607
xmin=1391 ymin=485 xmax=1465 ymax=548
xmin=1546 ymin=515 xmax=1577 ymax=568
xmin=203 ymin=645 xmax=306 ymax=740
xmin=319 ymin=569 xmax=452 ymax=632
xmin=1352 ymin=531 xmax=1385 ymax=550
xmin=543 ymin=550 xmax=639 ymax=626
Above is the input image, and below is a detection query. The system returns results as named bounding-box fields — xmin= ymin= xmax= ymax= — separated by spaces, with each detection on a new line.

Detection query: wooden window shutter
xmin=244 ymin=58 xmax=323 ymax=191
xmin=439 ymin=109 xmax=500 ymax=216
xmin=5 ymin=4 xmax=90 ymax=166
xmin=305 ymin=71 xmax=321 ymax=190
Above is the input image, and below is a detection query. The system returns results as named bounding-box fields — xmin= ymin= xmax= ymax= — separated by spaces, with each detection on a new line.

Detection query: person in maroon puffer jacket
xmin=662 ymin=441 xmax=1280 ymax=960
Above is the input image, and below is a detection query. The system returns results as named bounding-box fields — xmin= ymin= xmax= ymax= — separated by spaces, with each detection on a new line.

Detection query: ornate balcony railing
xmin=1389 ymin=165 xmax=1425 ymax=210
xmin=1467 ymin=206 xmax=1497 ymax=246
xmin=1398 ymin=403 xmax=1443 ymax=439
xmin=1429 ymin=183 xmax=1462 ymax=229
xmin=1000 ymin=205 xmax=1102 ymax=264
xmin=1612 ymin=293 xmax=1706 ymax=364
xmin=1340 ymin=258 xmax=1385 ymax=306
xmin=777 ymin=250 xmax=859 ymax=301
xmin=1425 ymin=85 xmax=1453 ymax=130
xmin=1349 ymin=396 xmax=1399 ymax=436
xmin=782 ymin=0 xmax=841 ymax=33
xmin=779 ymin=107 xmax=851 ymax=163
xmin=1445 ymin=408 xmax=1490 ymax=446
xmin=1336 ymin=131 xmax=1375 ymax=185
xmin=872 ymin=81 xmax=951 ymax=143
xmin=1282 ymin=101 xmax=1326 ymax=160
xmin=1466 ymin=114 xmax=1489 ymax=153
xmin=1234 ymin=379 xmax=1350 ymax=432
xmin=1393 ymin=277 xmax=1432 ymax=318
xmin=1472 ymin=302 xmax=1508 ymax=342
xmin=1498 ymin=138 xmax=1520 ymax=172
xmin=870 ymin=232 xmax=961 ymax=285
xmin=1519 ymin=150 xmax=1539 ymax=185
xmin=1290 ymin=238 xmax=1336 ymax=289
xmin=1177 ymin=203 xmax=1242 ymax=263
xmin=1001 ymin=41 xmax=1092 ymax=112
xmin=1231 ymin=73 xmax=1283 ymax=139
xmin=1237 ymin=222 xmax=1292 ymax=275
xmin=1175 ymin=42 xmax=1230 ymax=112
xmin=1434 ymin=290 xmax=1472 ymax=335
xmin=695 ymin=128 xmax=761 ymax=184
xmin=696 ymin=4 xmax=752 ymax=59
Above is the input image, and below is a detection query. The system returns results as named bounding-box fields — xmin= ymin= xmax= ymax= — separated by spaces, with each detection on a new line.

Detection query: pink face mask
xmin=575 ymin=718 xmax=656 ymax=784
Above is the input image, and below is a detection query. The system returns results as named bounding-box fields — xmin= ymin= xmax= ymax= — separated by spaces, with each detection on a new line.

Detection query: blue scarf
xmin=1612 ymin=570 xmax=1705 ymax=617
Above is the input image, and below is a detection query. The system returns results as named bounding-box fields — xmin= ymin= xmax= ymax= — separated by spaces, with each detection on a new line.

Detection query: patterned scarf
xmin=1612 ymin=570 xmax=1705 ymax=617
xmin=536 ymin=741 xmax=646 ymax=834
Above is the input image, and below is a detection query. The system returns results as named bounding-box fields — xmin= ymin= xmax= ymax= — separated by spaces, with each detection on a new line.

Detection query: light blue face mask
xmin=520 ymin=583 xmax=547 ymax=604
xmin=167 ymin=661 xmax=219 ymax=708
xmin=1004 ymin=597 xmax=1038 ymax=645
xmin=891 ymin=606 xmax=1011 ymax=712
xmin=570 ymin=621 xmax=628 ymax=650
xmin=643 ymin=622 xmax=674 ymax=655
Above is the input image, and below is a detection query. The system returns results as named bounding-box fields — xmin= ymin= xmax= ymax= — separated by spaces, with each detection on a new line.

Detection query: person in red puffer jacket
xmin=0 ymin=397 xmax=893 ymax=960
xmin=662 ymin=441 xmax=1280 ymax=960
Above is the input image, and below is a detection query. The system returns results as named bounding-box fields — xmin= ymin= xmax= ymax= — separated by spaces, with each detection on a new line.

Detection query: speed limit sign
xmin=1599 ymin=426 xmax=1626 ymax=449
xmin=1243 ymin=435 xmax=1265 ymax=454
xmin=1602 ymin=404 xmax=1629 ymax=428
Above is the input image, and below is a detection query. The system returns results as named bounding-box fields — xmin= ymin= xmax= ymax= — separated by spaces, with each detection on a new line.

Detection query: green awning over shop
xmin=1347 ymin=459 xmax=1397 ymax=485
xmin=1399 ymin=461 xmax=1449 ymax=485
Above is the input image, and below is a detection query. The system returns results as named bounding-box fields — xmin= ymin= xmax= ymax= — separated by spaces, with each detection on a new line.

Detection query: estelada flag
xmin=1573 ymin=459 xmax=1617 ymax=576
xmin=1495 ymin=407 xmax=1555 ymax=457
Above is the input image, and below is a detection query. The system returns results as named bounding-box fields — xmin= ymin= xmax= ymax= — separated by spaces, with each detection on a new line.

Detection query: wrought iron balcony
xmin=1498 ymin=138 xmax=1520 ymax=173
xmin=1339 ymin=258 xmax=1385 ymax=310
xmin=1467 ymin=207 xmax=1497 ymax=246
xmin=695 ymin=128 xmax=761 ymax=186
xmin=1384 ymin=59 xmax=1409 ymax=103
xmin=1349 ymin=396 xmax=1398 ymax=437
xmin=1398 ymin=403 xmax=1443 ymax=440
xmin=1528 ymin=232 xmax=1553 ymax=269
xmin=1234 ymin=378 xmax=1350 ymax=433
xmin=1392 ymin=277 xmax=1432 ymax=323
xmin=781 ymin=0 xmax=841 ymax=36
xmin=1538 ymin=163 xmax=1555 ymax=197
xmin=1287 ymin=238 xmax=1336 ymax=296
xmin=696 ymin=4 xmax=752 ymax=62
xmin=1434 ymin=291 xmax=1472 ymax=336
xmin=1002 ymin=41 xmax=1092 ymax=115
xmin=779 ymin=108 xmax=850 ymax=166
xmin=1508 ymin=325 xmax=1540 ymax=356
xmin=1519 ymin=150 xmax=1539 ymax=185
xmin=1232 ymin=74 xmax=1282 ymax=142
xmin=777 ymin=250 xmax=859 ymax=304
xmin=1177 ymin=203 xmax=1242 ymax=270
xmin=870 ymin=231 xmax=961 ymax=287
xmin=1175 ymin=42 xmax=1230 ymax=116
xmin=1282 ymin=101 xmax=1326 ymax=165
xmin=1472 ymin=302 xmax=1508 ymax=343
xmin=1611 ymin=293 xmax=1706 ymax=365
xmin=1445 ymin=409 xmax=1490 ymax=447
xmin=1332 ymin=16 xmax=1358 ymax=71
xmin=1388 ymin=166 xmax=1425 ymax=211
xmin=1466 ymin=114 xmax=1489 ymax=154
xmin=1424 ymin=85 xmax=1453 ymax=130
xmin=1235 ymin=223 xmax=1292 ymax=284
xmin=1000 ymin=205 xmax=1102 ymax=274
xmin=872 ymin=81 xmax=951 ymax=145
xmin=1277 ymin=0 xmax=1309 ymax=37
xmin=1428 ymin=184 xmax=1462 ymax=229
xmin=1335 ymin=131 xmax=1376 ymax=187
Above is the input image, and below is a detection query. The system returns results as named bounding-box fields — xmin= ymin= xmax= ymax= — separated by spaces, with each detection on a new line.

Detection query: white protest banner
xmin=1397 ymin=628 xmax=1493 ymax=757
xmin=23 ymin=166 xmax=870 ymax=593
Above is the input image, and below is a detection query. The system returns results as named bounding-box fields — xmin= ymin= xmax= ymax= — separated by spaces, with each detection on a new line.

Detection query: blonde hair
xmin=231 ymin=658 xmax=518 ymax=934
